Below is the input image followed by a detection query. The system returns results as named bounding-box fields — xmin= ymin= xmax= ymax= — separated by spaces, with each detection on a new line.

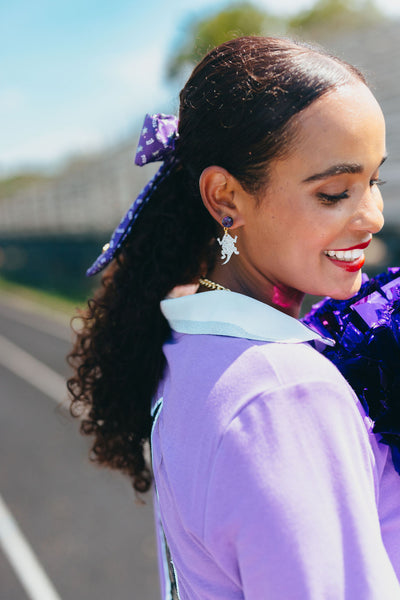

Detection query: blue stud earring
xmin=217 ymin=216 xmax=239 ymax=264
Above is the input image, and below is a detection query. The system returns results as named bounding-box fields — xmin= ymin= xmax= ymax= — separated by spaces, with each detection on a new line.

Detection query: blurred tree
xmin=166 ymin=0 xmax=384 ymax=82
xmin=166 ymin=2 xmax=283 ymax=81
xmin=289 ymin=0 xmax=383 ymax=34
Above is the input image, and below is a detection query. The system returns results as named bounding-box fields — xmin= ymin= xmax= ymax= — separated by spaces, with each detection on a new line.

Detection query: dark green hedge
xmin=0 ymin=234 xmax=106 ymax=302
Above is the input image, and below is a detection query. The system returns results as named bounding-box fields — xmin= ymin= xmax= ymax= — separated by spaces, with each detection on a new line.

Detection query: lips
xmin=324 ymin=240 xmax=370 ymax=272
xmin=327 ymin=254 xmax=365 ymax=272
xmin=330 ymin=240 xmax=371 ymax=252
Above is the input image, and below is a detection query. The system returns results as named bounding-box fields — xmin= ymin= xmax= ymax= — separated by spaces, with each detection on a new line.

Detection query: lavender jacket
xmin=151 ymin=290 xmax=400 ymax=599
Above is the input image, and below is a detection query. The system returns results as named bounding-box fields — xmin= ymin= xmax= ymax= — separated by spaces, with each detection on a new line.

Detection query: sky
xmin=1 ymin=0 xmax=399 ymax=175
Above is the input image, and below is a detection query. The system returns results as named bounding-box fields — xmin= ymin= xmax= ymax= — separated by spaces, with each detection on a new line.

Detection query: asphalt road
xmin=0 ymin=294 xmax=160 ymax=600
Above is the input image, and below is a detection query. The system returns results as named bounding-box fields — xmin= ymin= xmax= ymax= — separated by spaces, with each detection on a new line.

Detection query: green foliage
xmin=289 ymin=0 xmax=382 ymax=33
xmin=166 ymin=2 xmax=282 ymax=81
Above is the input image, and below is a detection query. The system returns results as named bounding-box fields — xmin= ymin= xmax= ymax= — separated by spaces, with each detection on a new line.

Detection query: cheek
xmin=254 ymin=192 xmax=348 ymax=252
xmin=302 ymin=208 xmax=349 ymax=248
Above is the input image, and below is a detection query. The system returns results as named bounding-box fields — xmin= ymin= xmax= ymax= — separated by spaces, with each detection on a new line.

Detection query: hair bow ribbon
xmin=86 ymin=113 xmax=179 ymax=277
xmin=135 ymin=113 xmax=179 ymax=166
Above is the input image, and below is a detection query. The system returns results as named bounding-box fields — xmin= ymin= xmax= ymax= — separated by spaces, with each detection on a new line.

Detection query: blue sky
xmin=1 ymin=0 xmax=398 ymax=175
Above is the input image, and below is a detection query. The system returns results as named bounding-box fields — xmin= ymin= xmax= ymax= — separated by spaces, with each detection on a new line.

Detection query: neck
xmin=208 ymin=263 xmax=304 ymax=318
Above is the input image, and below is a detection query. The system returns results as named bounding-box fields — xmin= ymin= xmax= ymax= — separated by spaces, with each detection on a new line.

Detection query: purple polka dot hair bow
xmin=86 ymin=113 xmax=179 ymax=277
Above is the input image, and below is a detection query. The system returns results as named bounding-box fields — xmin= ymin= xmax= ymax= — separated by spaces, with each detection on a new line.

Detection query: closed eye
xmin=318 ymin=178 xmax=386 ymax=204
xmin=317 ymin=190 xmax=349 ymax=204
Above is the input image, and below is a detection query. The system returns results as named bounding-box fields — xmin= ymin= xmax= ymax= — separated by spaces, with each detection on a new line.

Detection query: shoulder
xmin=236 ymin=337 xmax=344 ymax=386
xmin=208 ymin=335 xmax=356 ymax=410
xmin=163 ymin=332 xmax=360 ymax=429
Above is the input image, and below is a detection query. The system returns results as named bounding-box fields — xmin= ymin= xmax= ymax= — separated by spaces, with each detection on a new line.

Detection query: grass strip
xmin=0 ymin=277 xmax=87 ymax=317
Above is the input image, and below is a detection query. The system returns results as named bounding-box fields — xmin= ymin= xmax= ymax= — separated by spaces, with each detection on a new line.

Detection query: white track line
xmin=0 ymin=493 xmax=63 ymax=600
xmin=0 ymin=331 xmax=68 ymax=599
xmin=0 ymin=333 xmax=66 ymax=404
xmin=0 ymin=335 xmax=67 ymax=598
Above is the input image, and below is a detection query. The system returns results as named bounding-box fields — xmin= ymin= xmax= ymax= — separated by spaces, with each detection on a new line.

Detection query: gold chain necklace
xmin=198 ymin=277 xmax=230 ymax=291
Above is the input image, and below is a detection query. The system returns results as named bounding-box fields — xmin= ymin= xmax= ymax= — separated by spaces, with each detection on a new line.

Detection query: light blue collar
xmin=161 ymin=290 xmax=334 ymax=345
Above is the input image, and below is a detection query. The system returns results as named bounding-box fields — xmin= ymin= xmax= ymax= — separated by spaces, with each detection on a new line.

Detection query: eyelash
xmin=317 ymin=178 xmax=386 ymax=204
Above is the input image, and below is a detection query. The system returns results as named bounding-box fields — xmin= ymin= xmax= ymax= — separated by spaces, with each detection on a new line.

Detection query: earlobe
xmin=199 ymin=166 xmax=245 ymax=228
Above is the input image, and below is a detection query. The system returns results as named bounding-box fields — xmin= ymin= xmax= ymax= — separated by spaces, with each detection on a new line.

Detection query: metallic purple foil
xmin=303 ymin=269 xmax=400 ymax=475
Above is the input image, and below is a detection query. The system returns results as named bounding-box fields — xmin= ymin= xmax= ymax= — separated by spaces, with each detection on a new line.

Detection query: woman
xmin=68 ymin=37 xmax=400 ymax=598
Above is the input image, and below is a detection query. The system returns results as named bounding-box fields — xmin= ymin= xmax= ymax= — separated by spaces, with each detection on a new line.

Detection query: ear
xmin=199 ymin=166 xmax=246 ymax=229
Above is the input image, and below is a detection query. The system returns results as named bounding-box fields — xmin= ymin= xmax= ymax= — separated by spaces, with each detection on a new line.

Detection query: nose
xmin=350 ymin=188 xmax=384 ymax=235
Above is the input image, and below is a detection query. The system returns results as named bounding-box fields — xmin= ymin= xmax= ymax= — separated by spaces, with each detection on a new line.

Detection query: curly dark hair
xmin=67 ymin=36 xmax=366 ymax=493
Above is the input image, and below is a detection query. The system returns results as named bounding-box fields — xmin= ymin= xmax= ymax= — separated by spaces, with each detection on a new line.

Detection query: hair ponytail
xmin=67 ymin=165 xmax=216 ymax=493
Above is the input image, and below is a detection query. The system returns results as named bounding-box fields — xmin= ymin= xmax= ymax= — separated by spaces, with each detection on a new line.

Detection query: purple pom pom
xmin=303 ymin=268 xmax=400 ymax=476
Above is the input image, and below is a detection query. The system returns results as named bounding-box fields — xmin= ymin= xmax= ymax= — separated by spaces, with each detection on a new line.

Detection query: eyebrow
xmin=302 ymin=155 xmax=387 ymax=183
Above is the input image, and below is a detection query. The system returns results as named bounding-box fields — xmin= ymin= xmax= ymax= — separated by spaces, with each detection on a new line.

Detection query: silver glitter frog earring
xmin=217 ymin=216 xmax=239 ymax=264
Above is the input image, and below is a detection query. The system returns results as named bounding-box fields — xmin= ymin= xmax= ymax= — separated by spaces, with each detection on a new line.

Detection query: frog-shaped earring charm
xmin=217 ymin=216 xmax=239 ymax=265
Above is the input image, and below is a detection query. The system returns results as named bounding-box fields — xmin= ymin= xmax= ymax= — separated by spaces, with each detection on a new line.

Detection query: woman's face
xmin=235 ymin=81 xmax=386 ymax=313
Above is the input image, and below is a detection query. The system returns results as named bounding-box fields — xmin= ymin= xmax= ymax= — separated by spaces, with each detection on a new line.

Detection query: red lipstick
xmin=328 ymin=255 xmax=365 ymax=272
xmin=325 ymin=239 xmax=370 ymax=272
xmin=332 ymin=240 xmax=371 ymax=251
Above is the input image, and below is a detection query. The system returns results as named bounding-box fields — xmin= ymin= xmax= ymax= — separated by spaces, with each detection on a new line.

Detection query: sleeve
xmin=203 ymin=379 xmax=400 ymax=599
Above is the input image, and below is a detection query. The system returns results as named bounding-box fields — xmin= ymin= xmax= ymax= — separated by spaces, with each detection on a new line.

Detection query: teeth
xmin=324 ymin=248 xmax=364 ymax=262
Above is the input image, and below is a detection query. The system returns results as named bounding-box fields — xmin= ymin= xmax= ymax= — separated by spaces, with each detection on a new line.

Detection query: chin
xmin=326 ymin=272 xmax=363 ymax=301
xmin=309 ymin=270 xmax=363 ymax=301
